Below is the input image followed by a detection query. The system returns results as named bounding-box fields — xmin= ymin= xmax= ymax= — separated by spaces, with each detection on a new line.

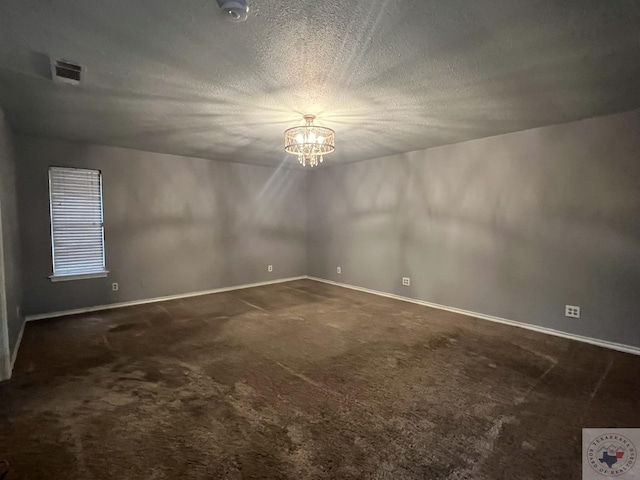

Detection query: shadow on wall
xmin=308 ymin=112 xmax=640 ymax=347
xmin=16 ymin=137 xmax=307 ymax=315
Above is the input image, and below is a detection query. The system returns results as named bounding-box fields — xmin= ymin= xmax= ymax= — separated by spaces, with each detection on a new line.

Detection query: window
xmin=48 ymin=167 xmax=107 ymax=281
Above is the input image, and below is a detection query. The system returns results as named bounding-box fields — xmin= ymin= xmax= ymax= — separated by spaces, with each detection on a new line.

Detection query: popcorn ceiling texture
xmin=0 ymin=0 xmax=640 ymax=167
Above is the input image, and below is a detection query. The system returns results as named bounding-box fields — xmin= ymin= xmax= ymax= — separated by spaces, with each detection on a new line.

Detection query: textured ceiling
xmin=1 ymin=0 xmax=640 ymax=167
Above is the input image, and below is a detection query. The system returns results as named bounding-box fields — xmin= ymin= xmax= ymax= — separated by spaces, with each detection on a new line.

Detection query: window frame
xmin=47 ymin=166 xmax=109 ymax=282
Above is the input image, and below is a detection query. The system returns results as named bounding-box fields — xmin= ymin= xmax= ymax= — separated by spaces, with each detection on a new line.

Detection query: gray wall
xmin=308 ymin=110 xmax=640 ymax=348
xmin=12 ymin=109 xmax=640 ymax=350
xmin=0 ymin=107 xmax=24 ymax=373
xmin=16 ymin=135 xmax=307 ymax=315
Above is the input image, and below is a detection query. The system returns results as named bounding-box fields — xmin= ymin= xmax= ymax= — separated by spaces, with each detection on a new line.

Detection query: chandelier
xmin=284 ymin=115 xmax=335 ymax=167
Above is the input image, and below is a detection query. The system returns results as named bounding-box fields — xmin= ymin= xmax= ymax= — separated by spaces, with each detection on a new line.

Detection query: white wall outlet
xmin=337 ymin=266 xmax=341 ymax=274
xmin=565 ymin=305 xmax=580 ymax=318
xmin=268 ymin=265 xmax=273 ymax=273
xmin=112 ymin=282 xmax=119 ymax=291
xmin=402 ymin=277 xmax=410 ymax=286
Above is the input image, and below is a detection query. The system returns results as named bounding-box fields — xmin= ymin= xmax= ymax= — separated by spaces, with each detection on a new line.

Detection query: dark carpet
xmin=0 ymin=279 xmax=638 ymax=479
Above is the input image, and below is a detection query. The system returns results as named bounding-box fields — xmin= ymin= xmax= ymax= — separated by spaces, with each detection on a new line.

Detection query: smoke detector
xmin=218 ymin=0 xmax=249 ymax=22
xmin=50 ymin=59 xmax=83 ymax=85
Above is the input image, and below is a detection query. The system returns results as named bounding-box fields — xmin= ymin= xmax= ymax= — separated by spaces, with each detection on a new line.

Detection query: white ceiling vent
xmin=51 ymin=59 xmax=83 ymax=85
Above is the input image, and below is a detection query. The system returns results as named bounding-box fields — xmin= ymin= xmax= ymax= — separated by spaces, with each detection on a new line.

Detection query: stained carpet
xmin=0 ymin=279 xmax=638 ymax=479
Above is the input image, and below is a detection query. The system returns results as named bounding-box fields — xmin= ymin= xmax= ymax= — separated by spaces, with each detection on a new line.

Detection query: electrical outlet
xmin=268 ymin=265 xmax=273 ymax=273
xmin=337 ymin=266 xmax=341 ymax=274
xmin=402 ymin=277 xmax=410 ymax=286
xmin=565 ymin=305 xmax=580 ymax=318
xmin=16 ymin=306 xmax=20 ymax=318
xmin=112 ymin=282 xmax=119 ymax=292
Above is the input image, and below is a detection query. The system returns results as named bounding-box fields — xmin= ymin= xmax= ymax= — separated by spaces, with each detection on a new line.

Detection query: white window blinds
xmin=49 ymin=167 xmax=106 ymax=279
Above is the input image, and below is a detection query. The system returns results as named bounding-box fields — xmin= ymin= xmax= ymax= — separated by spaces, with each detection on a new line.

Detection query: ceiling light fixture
xmin=284 ymin=115 xmax=335 ymax=167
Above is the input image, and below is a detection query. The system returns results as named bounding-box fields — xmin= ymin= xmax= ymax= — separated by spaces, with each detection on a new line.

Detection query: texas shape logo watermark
xmin=583 ymin=429 xmax=639 ymax=479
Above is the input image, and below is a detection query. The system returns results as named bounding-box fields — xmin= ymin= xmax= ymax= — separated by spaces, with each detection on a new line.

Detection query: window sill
xmin=49 ymin=271 xmax=109 ymax=282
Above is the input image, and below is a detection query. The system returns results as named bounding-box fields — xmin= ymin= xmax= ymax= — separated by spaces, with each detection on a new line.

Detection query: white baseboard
xmin=20 ymin=275 xmax=640 ymax=363
xmin=307 ymin=276 xmax=640 ymax=357
xmin=26 ymin=276 xmax=307 ymax=322
xmin=10 ymin=318 xmax=25 ymax=372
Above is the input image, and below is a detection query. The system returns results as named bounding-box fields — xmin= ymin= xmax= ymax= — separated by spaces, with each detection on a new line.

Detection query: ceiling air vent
xmin=51 ymin=59 xmax=83 ymax=85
